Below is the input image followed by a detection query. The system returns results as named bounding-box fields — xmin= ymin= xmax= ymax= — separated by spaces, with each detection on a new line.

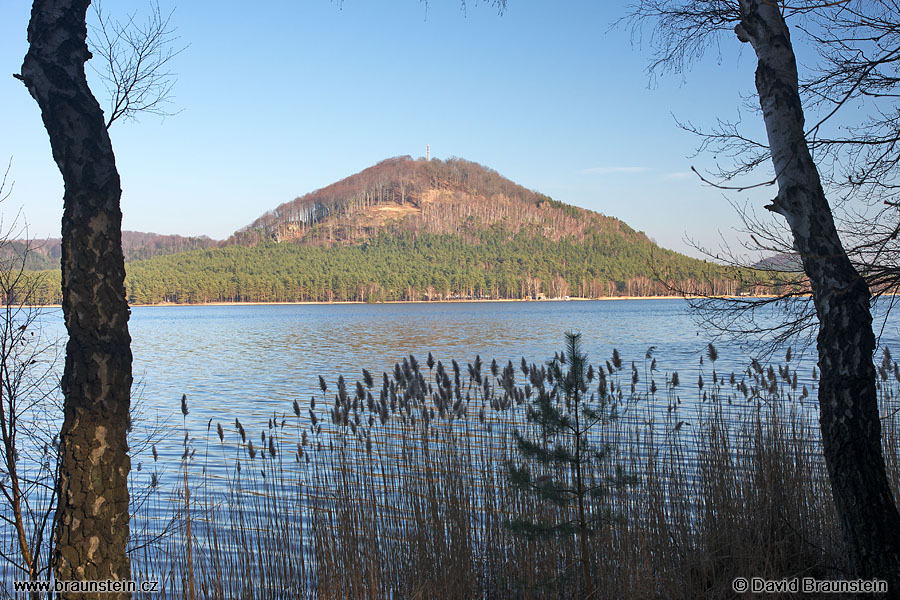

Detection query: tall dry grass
xmin=8 ymin=344 xmax=894 ymax=599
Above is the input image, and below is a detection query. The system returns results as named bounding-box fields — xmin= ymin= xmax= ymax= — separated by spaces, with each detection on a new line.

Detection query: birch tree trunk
xmin=18 ymin=0 xmax=133 ymax=595
xmin=736 ymin=0 xmax=900 ymax=590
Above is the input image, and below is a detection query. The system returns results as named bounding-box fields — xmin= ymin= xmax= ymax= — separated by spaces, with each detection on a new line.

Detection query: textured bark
xmin=736 ymin=1 xmax=900 ymax=592
xmin=18 ymin=0 xmax=133 ymax=596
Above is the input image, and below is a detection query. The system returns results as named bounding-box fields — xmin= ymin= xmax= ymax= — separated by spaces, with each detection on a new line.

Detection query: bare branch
xmin=88 ymin=1 xmax=186 ymax=128
xmin=622 ymin=0 xmax=741 ymax=79
xmin=0 ymin=159 xmax=13 ymax=204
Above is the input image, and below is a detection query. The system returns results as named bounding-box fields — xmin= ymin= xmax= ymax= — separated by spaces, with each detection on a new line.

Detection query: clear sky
xmin=0 ymin=0 xmax=777 ymax=259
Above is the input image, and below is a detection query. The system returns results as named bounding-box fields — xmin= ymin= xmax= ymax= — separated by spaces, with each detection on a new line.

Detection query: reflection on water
xmin=37 ymin=298 xmax=882 ymax=451
xmin=23 ymin=299 xmax=900 ymax=482
xmin=129 ymin=300 xmax=709 ymax=423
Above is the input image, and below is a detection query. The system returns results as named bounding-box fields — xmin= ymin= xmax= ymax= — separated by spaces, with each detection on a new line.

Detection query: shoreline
xmin=132 ymin=294 xmax=777 ymax=308
xmin=22 ymin=295 xmax=781 ymax=309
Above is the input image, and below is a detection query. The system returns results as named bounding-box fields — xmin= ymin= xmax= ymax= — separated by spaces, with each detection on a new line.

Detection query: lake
xmin=27 ymin=298 xmax=899 ymax=466
xmin=9 ymin=298 xmax=900 ymax=595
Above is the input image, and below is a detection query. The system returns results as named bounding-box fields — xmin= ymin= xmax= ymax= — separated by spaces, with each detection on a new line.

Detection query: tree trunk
xmin=737 ymin=0 xmax=900 ymax=591
xmin=18 ymin=0 xmax=133 ymax=595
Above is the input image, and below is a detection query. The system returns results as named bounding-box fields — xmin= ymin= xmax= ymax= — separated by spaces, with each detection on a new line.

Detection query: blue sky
xmin=0 ymin=0 xmax=776 ymax=258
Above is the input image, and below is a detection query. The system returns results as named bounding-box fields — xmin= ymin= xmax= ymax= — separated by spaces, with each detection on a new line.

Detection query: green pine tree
xmin=507 ymin=332 xmax=634 ymax=598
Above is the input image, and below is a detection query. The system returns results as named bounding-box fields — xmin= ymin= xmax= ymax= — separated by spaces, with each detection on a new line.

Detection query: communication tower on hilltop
xmin=426 ymin=144 xmax=430 ymax=161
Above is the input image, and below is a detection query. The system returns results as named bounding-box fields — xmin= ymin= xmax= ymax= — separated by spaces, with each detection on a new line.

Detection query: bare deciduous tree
xmin=0 ymin=163 xmax=62 ymax=590
xmin=630 ymin=0 xmax=900 ymax=588
xmin=654 ymin=2 xmax=900 ymax=351
xmin=15 ymin=0 xmax=181 ymax=592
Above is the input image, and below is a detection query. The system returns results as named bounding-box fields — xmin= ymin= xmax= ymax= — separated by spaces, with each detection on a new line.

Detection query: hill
xmin=753 ymin=252 xmax=802 ymax=272
xmin=230 ymin=156 xmax=645 ymax=248
xmin=5 ymin=231 xmax=219 ymax=271
xmin=23 ymin=157 xmax=765 ymax=305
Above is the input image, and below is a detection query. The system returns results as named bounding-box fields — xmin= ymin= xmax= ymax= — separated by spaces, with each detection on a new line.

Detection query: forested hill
xmin=23 ymin=157 xmax=766 ymax=305
xmin=230 ymin=156 xmax=651 ymax=248
xmin=7 ymin=231 xmax=219 ymax=271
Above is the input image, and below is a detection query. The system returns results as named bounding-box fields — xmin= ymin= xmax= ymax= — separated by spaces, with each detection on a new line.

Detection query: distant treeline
xmin=1 ymin=231 xmax=220 ymax=272
xmin=22 ymin=230 xmax=780 ymax=305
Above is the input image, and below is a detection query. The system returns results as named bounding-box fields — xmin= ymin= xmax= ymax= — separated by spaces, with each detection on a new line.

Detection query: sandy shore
xmin=126 ymin=295 xmax=775 ymax=308
xmin=22 ymin=295 xmax=780 ymax=309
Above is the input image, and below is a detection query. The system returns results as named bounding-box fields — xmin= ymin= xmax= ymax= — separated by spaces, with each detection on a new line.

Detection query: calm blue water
xmin=7 ymin=298 xmax=899 ymax=590
xmin=27 ymin=298 xmax=900 ymax=463
xmin=127 ymin=299 xmax=713 ymax=426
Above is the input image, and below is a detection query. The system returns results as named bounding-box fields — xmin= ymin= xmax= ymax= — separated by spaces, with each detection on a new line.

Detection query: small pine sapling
xmin=506 ymin=332 xmax=635 ymax=598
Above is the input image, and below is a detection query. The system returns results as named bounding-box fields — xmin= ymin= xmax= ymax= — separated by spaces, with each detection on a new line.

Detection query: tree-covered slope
xmin=116 ymin=229 xmax=741 ymax=304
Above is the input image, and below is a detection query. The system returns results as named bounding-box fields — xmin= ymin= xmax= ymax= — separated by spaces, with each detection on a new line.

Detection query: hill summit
xmin=230 ymin=156 xmax=643 ymax=248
